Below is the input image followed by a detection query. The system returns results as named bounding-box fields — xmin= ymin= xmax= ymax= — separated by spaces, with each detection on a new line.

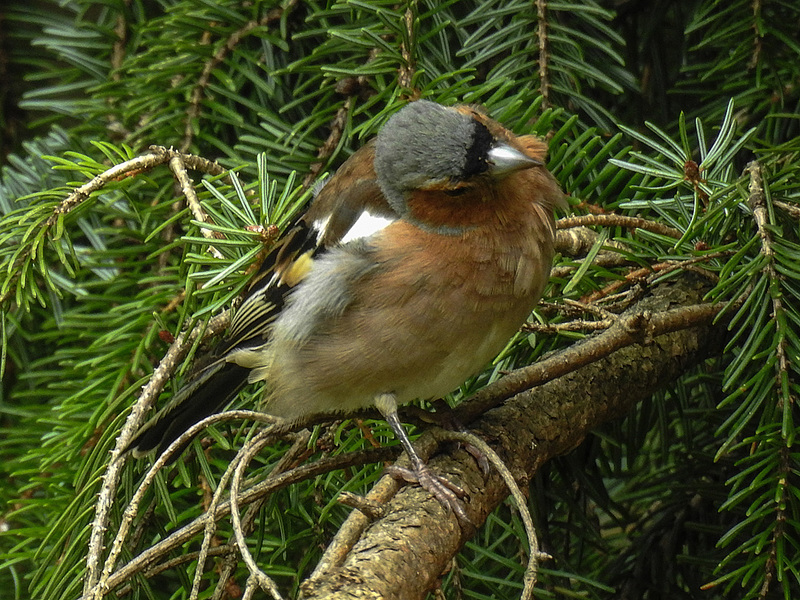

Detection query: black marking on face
xmin=461 ymin=121 xmax=494 ymax=180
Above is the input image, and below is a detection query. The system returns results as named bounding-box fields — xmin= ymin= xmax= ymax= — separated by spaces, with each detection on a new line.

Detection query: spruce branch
xmin=79 ymin=445 xmax=398 ymax=599
xmin=0 ymin=147 xmax=225 ymax=307
xmin=180 ymin=0 xmax=300 ymax=153
xmin=536 ymin=0 xmax=551 ymax=110
xmin=744 ymin=161 xmax=795 ymax=599
xmin=5 ymin=3 xmax=800 ymax=598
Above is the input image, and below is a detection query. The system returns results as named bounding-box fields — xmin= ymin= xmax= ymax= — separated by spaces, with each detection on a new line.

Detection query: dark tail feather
xmin=126 ymin=362 xmax=251 ymax=462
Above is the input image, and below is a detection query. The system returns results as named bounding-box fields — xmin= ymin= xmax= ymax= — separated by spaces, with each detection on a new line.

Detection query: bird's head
xmin=374 ymin=100 xmax=541 ymax=217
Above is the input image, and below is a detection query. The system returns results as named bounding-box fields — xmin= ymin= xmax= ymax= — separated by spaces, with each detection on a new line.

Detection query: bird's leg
xmin=407 ymin=399 xmax=490 ymax=475
xmin=375 ymin=394 xmax=471 ymax=525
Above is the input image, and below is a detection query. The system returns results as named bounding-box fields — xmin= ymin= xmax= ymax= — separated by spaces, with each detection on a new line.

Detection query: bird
xmin=127 ymin=99 xmax=564 ymax=517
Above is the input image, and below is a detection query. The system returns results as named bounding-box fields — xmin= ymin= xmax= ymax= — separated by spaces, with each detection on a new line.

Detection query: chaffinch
xmin=128 ymin=100 xmax=564 ymax=514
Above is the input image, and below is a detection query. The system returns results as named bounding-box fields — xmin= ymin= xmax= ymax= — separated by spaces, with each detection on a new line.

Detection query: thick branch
xmin=301 ymin=273 xmax=727 ymax=600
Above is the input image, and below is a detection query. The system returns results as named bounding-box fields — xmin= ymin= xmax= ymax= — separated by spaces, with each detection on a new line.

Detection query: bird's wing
xmin=218 ymin=139 xmax=396 ymax=355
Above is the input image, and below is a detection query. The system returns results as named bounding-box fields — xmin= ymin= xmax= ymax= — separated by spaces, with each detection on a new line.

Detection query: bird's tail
xmin=126 ymin=361 xmax=251 ymax=461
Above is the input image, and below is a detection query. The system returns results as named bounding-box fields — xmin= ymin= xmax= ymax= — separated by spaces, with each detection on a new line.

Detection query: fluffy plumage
xmin=127 ymin=101 xmax=564 ymax=513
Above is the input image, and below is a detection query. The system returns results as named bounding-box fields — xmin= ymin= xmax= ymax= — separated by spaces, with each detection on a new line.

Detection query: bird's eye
xmin=444 ymin=187 xmax=469 ymax=197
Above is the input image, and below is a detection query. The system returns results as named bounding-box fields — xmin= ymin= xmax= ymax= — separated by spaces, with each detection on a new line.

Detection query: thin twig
xmin=207 ymin=431 xmax=312 ymax=598
xmin=436 ymin=430 xmax=551 ymax=600
xmin=168 ymin=154 xmax=225 ymax=259
xmin=79 ymin=445 xmax=398 ymax=597
xmin=212 ymin=553 xmax=242 ymax=600
xmin=338 ymin=492 xmax=388 ymax=520
xmin=536 ymin=0 xmax=551 ymax=109
xmin=190 ymin=449 xmax=244 ymax=599
xmin=87 ymin=411 xmax=279 ymax=600
xmin=582 ymin=253 xmax=724 ymax=303
xmin=114 ymin=545 xmax=237 ymax=597
xmin=556 ymin=213 xmax=683 ymax=239
xmin=457 ymin=300 xmax=728 ymax=424
xmin=523 ymin=318 xmax=613 ymax=334
xmin=105 ymin=14 xmax=129 ymax=138
xmin=774 ymin=199 xmax=800 ymax=219
xmin=554 ymin=225 xmax=633 ymax=260
xmin=564 ymin=298 xmax=618 ymax=320
xmin=242 ymin=575 xmax=260 ymax=600
xmin=82 ymin=310 xmax=229 ymax=596
xmin=230 ymin=430 xmax=285 ymax=599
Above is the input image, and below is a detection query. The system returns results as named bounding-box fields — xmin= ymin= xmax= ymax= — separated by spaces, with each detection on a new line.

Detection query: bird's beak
xmin=487 ymin=143 xmax=542 ymax=176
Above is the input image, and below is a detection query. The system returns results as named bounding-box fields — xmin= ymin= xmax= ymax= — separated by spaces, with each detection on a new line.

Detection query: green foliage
xmin=609 ymin=101 xmax=800 ymax=600
xmin=1 ymin=0 xmax=799 ymax=599
xmin=682 ymin=0 xmax=800 ymax=144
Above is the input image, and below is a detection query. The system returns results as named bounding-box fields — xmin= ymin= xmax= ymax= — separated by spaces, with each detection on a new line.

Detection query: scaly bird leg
xmin=375 ymin=394 xmax=471 ymax=526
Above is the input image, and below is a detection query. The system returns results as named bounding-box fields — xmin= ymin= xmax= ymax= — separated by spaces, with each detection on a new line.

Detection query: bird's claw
xmin=385 ymin=463 xmax=473 ymax=527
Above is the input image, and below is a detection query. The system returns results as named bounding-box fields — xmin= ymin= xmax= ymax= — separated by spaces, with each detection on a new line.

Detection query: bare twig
xmin=747 ymin=162 xmax=772 ymax=258
xmin=582 ymin=253 xmax=725 ymax=303
xmin=212 ymin=553 xmax=243 ymax=600
xmin=230 ymin=430 xmax=285 ymax=600
xmin=87 ymin=411 xmax=279 ymax=600
xmin=79 ymin=444 xmax=398 ymax=598
xmin=196 ymin=430 xmax=312 ymax=594
xmin=242 ymin=574 xmax=260 ymax=600
xmin=523 ymin=318 xmax=613 ymax=335
xmin=82 ymin=309 xmax=229 ymax=596
xmin=536 ymin=0 xmax=551 ymax=109
xmin=338 ymin=492 xmax=388 ymax=520
xmin=114 ymin=545 xmax=237 ymax=597
xmin=526 ymin=298 xmax=621 ymax=334
xmin=190 ymin=442 xmax=247 ymax=599
xmin=458 ymin=299 xmax=727 ymax=424
xmin=556 ymin=213 xmax=683 ymax=239
xmin=554 ymin=225 xmax=632 ymax=261
xmin=168 ymin=154 xmax=225 ymax=258
xmin=564 ymin=298 xmax=618 ymax=320
xmin=436 ymin=430 xmax=551 ymax=600
xmin=774 ymin=199 xmax=800 ymax=219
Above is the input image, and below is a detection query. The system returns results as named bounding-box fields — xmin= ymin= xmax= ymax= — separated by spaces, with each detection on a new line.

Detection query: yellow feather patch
xmin=281 ymin=251 xmax=314 ymax=287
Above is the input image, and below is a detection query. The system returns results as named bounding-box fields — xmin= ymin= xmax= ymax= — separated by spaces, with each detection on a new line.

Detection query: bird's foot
xmin=385 ymin=461 xmax=472 ymax=527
